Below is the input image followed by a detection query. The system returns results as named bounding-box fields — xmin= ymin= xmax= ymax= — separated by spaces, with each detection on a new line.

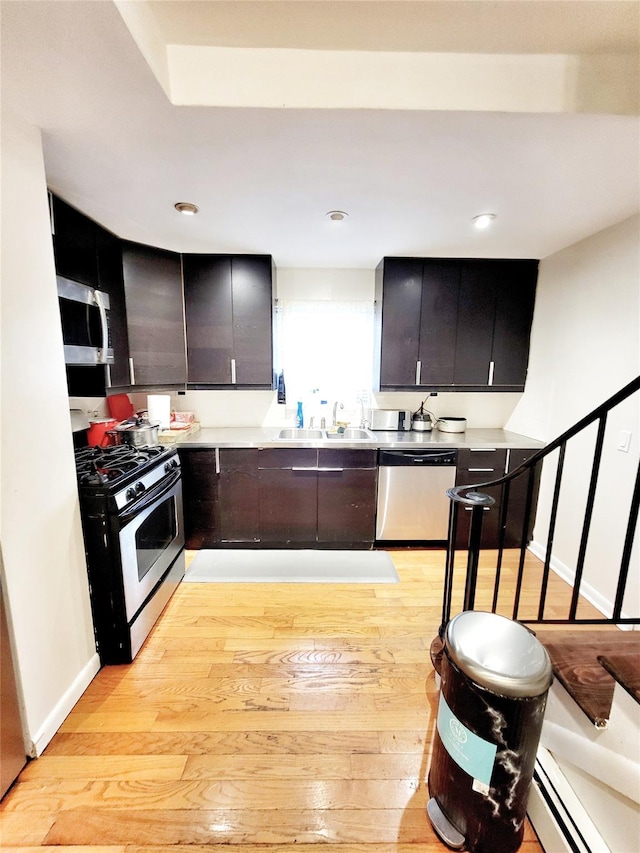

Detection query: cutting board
xmin=107 ymin=394 xmax=135 ymax=421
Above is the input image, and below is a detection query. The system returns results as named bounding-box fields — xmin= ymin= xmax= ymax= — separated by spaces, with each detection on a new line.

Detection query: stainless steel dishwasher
xmin=376 ymin=449 xmax=457 ymax=540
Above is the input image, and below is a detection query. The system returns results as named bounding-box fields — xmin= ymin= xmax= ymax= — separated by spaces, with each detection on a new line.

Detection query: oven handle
xmin=119 ymin=469 xmax=181 ymax=522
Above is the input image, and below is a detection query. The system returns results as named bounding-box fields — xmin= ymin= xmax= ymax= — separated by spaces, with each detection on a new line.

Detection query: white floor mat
xmin=183 ymin=549 xmax=399 ymax=583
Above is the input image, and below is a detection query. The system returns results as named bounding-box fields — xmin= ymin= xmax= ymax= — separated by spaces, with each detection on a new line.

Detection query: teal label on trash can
xmin=437 ymin=692 xmax=497 ymax=786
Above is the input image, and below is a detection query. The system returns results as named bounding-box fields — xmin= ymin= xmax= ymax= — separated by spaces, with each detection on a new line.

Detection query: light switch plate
xmin=617 ymin=430 xmax=632 ymax=453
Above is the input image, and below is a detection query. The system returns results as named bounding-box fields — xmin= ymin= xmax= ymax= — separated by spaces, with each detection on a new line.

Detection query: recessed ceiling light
xmin=174 ymin=202 xmax=199 ymax=216
xmin=326 ymin=210 xmax=349 ymax=222
xmin=473 ymin=213 xmax=496 ymax=230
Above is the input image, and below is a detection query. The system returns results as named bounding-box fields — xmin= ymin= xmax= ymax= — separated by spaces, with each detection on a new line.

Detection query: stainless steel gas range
xmin=74 ymin=444 xmax=185 ymax=664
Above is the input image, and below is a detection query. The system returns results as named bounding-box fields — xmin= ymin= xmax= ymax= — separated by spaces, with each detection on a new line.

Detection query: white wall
xmin=507 ymin=215 xmax=640 ymax=618
xmin=0 ymin=106 xmax=99 ymax=755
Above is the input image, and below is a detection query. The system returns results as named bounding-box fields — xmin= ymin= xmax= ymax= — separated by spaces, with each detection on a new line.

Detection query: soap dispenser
xmin=295 ymin=401 xmax=304 ymax=428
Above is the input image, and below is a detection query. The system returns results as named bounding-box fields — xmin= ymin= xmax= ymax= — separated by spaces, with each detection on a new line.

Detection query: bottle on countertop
xmin=295 ymin=401 xmax=304 ymax=428
xmin=320 ymin=400 xmax=328 ymax=429
xmin=277 ymin=370 xmax=286 ymax=404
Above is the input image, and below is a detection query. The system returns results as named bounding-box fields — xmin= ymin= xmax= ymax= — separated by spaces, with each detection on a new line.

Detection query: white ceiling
xmin=2 ymin=0 xmax=639 ymax=269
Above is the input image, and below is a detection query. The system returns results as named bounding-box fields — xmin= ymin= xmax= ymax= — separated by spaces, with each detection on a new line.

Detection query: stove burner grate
xmin=75 ymin=444 xmax=168 ymax=486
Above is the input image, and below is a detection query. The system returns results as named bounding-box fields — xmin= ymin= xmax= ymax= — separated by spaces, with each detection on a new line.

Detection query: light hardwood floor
xmin=0 ymin=547 xmax=581 ymax=852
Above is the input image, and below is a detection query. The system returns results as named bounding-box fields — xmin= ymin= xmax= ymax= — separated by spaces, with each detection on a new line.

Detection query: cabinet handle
xmin=415 ymin=360 xmax=422 ymax=385
xmin=488 ymin=360 xmax=495 ymax=386
xmin=230 ymin=358 xmax=237 ymax=384
xmin=215 ymin=447 xmax=220 ymax=475
xmin=128 ymin=357 xmax=136 ymax=385
xmin=464 ymin=506 xmax=491 ymax=512
xmin=470 ymin=448 xmax=496 ymax=452
xmin=105 ymin=364 xmax=112 ymax=389
xmin=468 ymin=468 xmax=495 ymax=473
xmin=291 ymin=467 xmax=316 ymax=471
xmin=317 ymin=468 xmax=344 ymax=473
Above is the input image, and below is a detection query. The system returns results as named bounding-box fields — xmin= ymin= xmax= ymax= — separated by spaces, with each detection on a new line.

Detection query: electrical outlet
xmin=617 ymin=430 xmax=632 ymax=453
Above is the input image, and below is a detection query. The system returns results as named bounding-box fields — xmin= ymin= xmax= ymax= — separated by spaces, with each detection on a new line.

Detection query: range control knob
xmin=135 ymin=481 xmax=145 ymax=494
xmin=164 ymin=462 xmax=172 ymax=473
xmin=126 ymin=487 xmax=136 ymax=500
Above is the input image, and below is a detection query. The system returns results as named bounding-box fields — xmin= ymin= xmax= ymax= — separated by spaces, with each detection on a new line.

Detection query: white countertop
xmin=174 ymin=427 xmax=544 ymax=451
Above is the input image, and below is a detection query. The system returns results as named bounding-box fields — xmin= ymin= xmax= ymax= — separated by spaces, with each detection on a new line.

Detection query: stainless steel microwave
xmin=57 ymin=276 xmax=114 ymax=366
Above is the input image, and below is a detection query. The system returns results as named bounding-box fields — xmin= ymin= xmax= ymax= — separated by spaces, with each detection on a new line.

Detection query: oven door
xmin=117 ymin=472 xmax=184 ymax=623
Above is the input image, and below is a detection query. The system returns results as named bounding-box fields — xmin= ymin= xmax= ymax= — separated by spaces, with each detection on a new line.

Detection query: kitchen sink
xmin=325 ymin=428 xmax=376 ymax=440
xmin=276 ymin=428 xmax=325 ymax=439
xmin=275 ymin=427 xmax=376 ymax=441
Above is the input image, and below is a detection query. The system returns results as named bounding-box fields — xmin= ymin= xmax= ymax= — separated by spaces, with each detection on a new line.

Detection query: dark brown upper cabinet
xmin=51 ymin=194 xmax=99 ymax=287
xmin=374 ymin=257 xmax=537 ymax=392
xmin=453 ymin=260 xmax=538 ymax=388
xmin=121 ymin=242 xmax=187 ymax=387
xmin=95 ymin=224 xmax=130 ymax=389
xmin=51 ymin=194 xmax=130 ymax=395
xmin=183 ymin=254 xmax=274 ymax=388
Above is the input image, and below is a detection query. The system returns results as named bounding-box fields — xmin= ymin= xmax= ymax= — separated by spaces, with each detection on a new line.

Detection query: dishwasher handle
xmin=378 ymin=449 xmax=457 ymax=466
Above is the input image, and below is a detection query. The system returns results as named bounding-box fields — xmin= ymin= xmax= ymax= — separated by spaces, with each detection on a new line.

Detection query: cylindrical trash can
xmin=428 ymin=611 xmax=553 ymax=853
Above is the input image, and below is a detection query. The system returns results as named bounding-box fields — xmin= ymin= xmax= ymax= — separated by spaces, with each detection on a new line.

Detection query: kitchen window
xmin=275 ymin=298 xmax=374 ymax=415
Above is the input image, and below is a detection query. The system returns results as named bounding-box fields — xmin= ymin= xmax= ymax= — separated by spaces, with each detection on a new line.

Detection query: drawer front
xmin=456 ymin=448 xmax=506 ymax=482
xmin=257 ymin=448 xmax=317 ymax=469
xmin=317 ymin=448 xmax=377 ymax=470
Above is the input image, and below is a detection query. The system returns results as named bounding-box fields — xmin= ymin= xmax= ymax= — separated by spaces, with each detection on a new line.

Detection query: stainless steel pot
xmin=108 ymin=418 xmax=160 ymax=447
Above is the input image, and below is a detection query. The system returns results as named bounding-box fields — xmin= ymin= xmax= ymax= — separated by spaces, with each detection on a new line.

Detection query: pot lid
xmin=114 ymin=419 xmax=160 ymax=431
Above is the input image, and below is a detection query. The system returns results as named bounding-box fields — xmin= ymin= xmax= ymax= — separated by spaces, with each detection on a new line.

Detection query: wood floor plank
xmin=18 ymin=755 xmax=187 ymax=782
xmin=44 ymin=806 xmax=439 ymax=845
xmin=43 ymin=730 xmax=382 ymax=757
xmin=4 ymin=777 xmax=429 ymax=812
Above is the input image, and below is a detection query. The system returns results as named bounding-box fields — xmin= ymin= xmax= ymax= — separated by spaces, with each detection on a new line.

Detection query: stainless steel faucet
xmin=332 ymin=401 xmax=344 ymax=426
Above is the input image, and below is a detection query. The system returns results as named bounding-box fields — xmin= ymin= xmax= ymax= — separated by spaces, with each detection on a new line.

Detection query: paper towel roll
xmin=147 ymin=395 xmax=171 ymax=429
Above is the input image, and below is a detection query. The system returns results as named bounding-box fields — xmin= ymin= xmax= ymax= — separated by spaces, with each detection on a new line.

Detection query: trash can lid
xmin=445 ymin=611 xmax=553 ymax=698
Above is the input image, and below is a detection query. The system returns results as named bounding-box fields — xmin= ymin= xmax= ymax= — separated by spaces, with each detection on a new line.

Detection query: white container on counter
xmin=436 ymin=417 xmax=467 ymax=433
xmin=147 ymin=395 xmax=171 ymax=430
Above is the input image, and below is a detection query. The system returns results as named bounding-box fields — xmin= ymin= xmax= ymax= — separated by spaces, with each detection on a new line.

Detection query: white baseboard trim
xmin=29 ymin=652 xmax=100 ymax=757
xmin=529 ymin=746 xmax=610 ymax=853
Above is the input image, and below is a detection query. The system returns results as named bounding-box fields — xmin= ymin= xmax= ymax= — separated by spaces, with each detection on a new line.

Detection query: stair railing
xmin=440 ymin=375 xmax=640 ymax=637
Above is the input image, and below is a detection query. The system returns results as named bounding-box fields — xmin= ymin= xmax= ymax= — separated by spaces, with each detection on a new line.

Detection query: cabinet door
xmin=183 ymin=255 xmax=234 ymax=384
xmin=377 ymin=259 xmax=423 ymax=387
xmin=183 ymin=255 xmax=274 ymax=387
xmin=503 ymin=448 xmax=541 ymax=546
xmin=454 ymin=449 xmax=506 ymax=548
xmin=258 ymin=449 xmax=317 ymax=545
xmin=51 ymin=195 xmax=98 ymax=287
xmin=178 ymin=449 xmax=219 ymax=548
xmin=218 ymin=449 xmax=260 ymax=543
xmin=122 ymin=242 xmax=186 ymax=386
xmin=418 ymin=261 xmax=460 ymax=386
xmin=231 ymin=256 xmax=274 ymax=386
xmin=491 ymin=261 xmax=538 ymax=387
xmin=453 ymin=262 xmax=496 ymax=386
xmin=96 ymin=226 xmax=130 ymax=388
xmin=317 ymin=450 xmax=377 ymax=546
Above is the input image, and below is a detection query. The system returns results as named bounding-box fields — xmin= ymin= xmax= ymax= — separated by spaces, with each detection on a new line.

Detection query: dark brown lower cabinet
xmin=503 ymin=448 xmax=542 ymax=547
xmin=316 ymin=449 xmax=377 ymax=547
xmin=258 ymin=448 xmax=377 ymax=548
xmin=259 ymin=449 xmax=318 ymax=545
xmin=454 ymin=448 xmax=540 ymax=549
xmin=181 ymin=447 xmax=377 ymax=549
xmin=179 ymin=448 xmax=260 ymax=547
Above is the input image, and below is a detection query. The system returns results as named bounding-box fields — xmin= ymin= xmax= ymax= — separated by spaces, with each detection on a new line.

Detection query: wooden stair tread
xmin=598 ymin=653 xmax=640 ymax=705
xmin=536 ymin=629 xmax=640 ymax=727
